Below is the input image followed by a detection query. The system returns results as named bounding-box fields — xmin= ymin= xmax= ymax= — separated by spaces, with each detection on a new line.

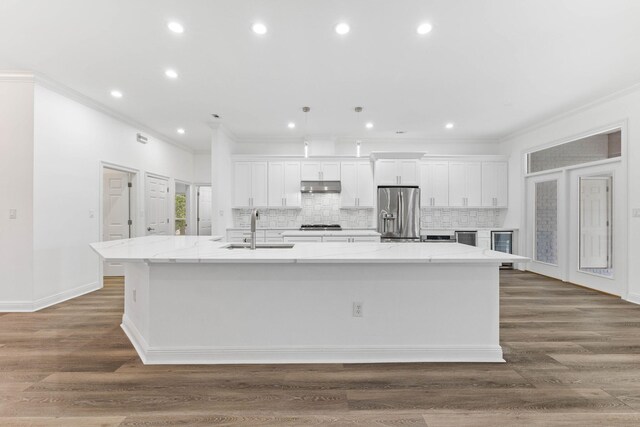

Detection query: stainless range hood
xmin=300 ymin=181 xmax=341 ymax=193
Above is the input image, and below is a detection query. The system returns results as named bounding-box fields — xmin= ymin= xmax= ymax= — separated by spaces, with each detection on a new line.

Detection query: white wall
xmin=0 ymin=77 xmax=34 ymax=304
xmin=193 ymin=153 xmax=212 ymax=184
xmin=31 ymin=84 xmax=195 ymax=302
xmin=499 ymin=85 xmax=637 ymax=300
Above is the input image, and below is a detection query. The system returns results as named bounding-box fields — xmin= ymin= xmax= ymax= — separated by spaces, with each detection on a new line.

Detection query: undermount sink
xmin=224 ymin=243 xmax=295 ymax=250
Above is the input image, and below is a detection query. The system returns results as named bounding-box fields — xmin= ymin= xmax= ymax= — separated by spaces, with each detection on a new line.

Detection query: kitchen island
xmin=91 ymin=236 xmax=527 ymax=364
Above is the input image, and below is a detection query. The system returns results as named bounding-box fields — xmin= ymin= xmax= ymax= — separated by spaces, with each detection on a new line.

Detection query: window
xmin=527 ymin=130 xmax=621 ymax=174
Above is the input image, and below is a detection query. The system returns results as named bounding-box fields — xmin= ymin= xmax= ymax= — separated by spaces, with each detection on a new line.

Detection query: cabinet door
xmin=398 ymin=160 xmax=419 ymax=185
xmin=283 ymin=162 xmax=301 ymax=207
xmin=321 ymin=162 xmax=341 ymax=180
xmin=376 ymin=159 xmax=399 ymax=185
xmin=448 ymin=162 xmax=467 ymax=207
xmin=465 ymin=162 xmax=482 ymax=207
xmin=495 ymin=162 xmax=508 ymax=207
xmin=268 ymin=162 xmax=285 ymax=207
xmin=301 ymin=162 xmax=321 ymax=180
xmin=250 ymin=162 xmax=268 ymax=207
xmin=356 ymin=161 xmax=374 ymax=207
xmin=420 ymin=162 xmax=449 ymax=207
xmin=233 ymin=162 xmax=252 ymax=207
xmin=481 ymin=162 xmax=497 ymax=207
xmin=340 ymin=162 xmax=358 ymax=207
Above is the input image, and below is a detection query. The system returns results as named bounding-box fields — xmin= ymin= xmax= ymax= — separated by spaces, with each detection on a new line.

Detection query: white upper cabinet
xmin=375 ymin=159 xmax=419 ymax=185
xmin=481 ymin=161 xmax=508 ymax=207
xmin=420 ymin=161 xmax=449 ymax=207
xmin=449 ymin=161 xmax=482 ymax=207
xmin=340 ymin=161 xmax=374 ymax=208
xmin=233 ymin=161 xmax=268 ymax=207
xmin=301 ymin=161 xmax=341 ymax=181
xmin=268 ymin=162 xmax=301 ymax=208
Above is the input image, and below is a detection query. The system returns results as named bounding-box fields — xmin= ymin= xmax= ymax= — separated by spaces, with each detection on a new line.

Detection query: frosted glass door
xmin=534 ymin=180 xmax=558 ymax=265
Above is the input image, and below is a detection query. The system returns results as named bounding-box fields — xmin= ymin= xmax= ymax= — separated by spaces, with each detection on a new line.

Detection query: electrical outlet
xmin=8 ymin=209 xmax=16 ymax=219
xmin=352 ymin=302 xmax=363 ymax=317
xmin=133 ymin=289 xmax=137 ymax=302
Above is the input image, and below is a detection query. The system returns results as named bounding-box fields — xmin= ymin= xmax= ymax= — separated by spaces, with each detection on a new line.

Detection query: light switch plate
xmin=633 ymin=209 xmax=640 ymax=218
xmin=9 ymin=209 xmax=17 ymax=219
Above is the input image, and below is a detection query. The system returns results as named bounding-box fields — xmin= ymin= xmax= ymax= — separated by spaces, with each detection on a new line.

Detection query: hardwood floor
xmin=1 ymin=270 xmax=640 ymax=426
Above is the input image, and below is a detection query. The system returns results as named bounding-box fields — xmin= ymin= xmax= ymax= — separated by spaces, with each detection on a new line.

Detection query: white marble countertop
xmin=90 ymin=236 xmax=529 ymax=264
xmin=280 ymin=230 xmax=381 ymax=237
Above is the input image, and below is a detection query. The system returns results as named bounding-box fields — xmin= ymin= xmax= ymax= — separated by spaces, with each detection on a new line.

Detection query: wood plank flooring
xmin=1 ymin=270 xmax=640 ymax=426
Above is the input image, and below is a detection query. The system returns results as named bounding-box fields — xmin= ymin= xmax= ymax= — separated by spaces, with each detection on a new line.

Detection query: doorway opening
xmin=102 ymin=166 xmax=136 ymax=277
xmin=175 ymin=181 xmax=190 ymax=235
xmin=197 ymin=185 xmax=212 ymax=236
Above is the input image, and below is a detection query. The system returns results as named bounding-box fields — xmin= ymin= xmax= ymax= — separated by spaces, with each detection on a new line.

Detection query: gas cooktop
xmin=300 ymin=224 xmax=342 ymax=231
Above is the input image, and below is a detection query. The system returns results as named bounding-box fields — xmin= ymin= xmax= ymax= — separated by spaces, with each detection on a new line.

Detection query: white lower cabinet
xmin=283 ymin=236 xmax=323 ymax=242
xmin=477 ymin=230 xmax=491 ymax=249
xmin=227 ymin=230 xmax=266 ymax=243
xmin=286 ymin=235 xmax=381 ymax=243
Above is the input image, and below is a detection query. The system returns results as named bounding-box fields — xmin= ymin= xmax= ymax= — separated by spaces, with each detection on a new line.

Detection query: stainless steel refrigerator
xmin=377 ymin=186 xmax=421 ymax=242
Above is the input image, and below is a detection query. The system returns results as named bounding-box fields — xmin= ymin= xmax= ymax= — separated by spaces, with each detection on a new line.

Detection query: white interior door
xmin=146 ymin=175 xmax=169 ymax=235
xmin=198 ymin=186 xmax=212 ymax=236
xmin=580 ymin=177 xmax=610 ymax=268
xmin=102 ymin=169 xmax=131 ymax=276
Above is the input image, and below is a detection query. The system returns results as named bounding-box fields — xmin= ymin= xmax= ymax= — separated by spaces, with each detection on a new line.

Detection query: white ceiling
xmin=1 ymin=0 xmax=640 ymax=151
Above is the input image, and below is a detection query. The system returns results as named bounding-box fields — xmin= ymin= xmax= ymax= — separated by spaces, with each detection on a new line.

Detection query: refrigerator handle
xmin=398 ymin=191 xmax=403 ymax=233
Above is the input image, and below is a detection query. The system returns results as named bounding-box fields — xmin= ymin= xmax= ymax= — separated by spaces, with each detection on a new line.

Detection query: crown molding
xmin=0 ymin=71 xmax=35 ymax=82
xmin=31 ymin=72 xmax=195 ymax=154
xmin=233 ymin=134 xmax=500 ymax=144
xmin=501 ymin=80 xmax=640 ymax=142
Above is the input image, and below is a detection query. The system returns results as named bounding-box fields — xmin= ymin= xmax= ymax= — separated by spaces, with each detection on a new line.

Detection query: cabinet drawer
xmin=283 ymin=236 xmax=323 ymax=242
xmin=478 ymin=230 xmax=491 ymax=239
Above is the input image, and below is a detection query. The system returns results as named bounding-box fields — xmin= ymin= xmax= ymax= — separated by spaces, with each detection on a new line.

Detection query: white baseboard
xmin=121 ymin=316 xmax=503 ymax=365
xmin=0 ymin=281 xmax=101 ymax=312
xmin=0 ymin=300 xmax=34 ymax=312
xmin=625 ymin=292 xmax=640 ymax=305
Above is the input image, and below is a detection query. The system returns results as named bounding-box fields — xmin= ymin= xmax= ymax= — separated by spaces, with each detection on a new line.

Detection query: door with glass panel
xmin=526 ymin=173 xmax=566 ymax=280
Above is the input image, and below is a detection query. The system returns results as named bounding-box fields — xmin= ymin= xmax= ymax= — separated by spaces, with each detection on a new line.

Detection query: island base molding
xmin=122 ymin=262 xmax=503 ymax=364
xmin=122 ymin=316 xmax=503 ymax=364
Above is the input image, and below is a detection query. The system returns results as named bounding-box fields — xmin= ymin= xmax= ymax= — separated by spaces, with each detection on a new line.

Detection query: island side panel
xmin=121 ymin=262 xmax=152 ymax=360
xmin=136 ymin=262 xmax=502 ymax=364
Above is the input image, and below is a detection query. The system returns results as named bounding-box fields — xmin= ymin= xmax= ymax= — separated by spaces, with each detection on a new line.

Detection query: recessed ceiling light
xmin=165 ymin=69 xmax=178 ymax=79
xmin=110 ymin=90 xmax=123 ymax=98
xmin=252 ymin=22 xmax=267 ymax=35
xmin=445 ymin=122 xmax=454 ymax=129
xmin=287 ymin=122 xmax=296 ymax=129
xmin=177 ymin=128 xmax=185 ymax=135
xmin=167 ymin=21 xmax=184 ymax=34
xmin=335 ymin=23 xmax=350 ymax=35
xmin=365 ymin=122 xmax=373 ymax=129
xmin=417 ymin=22 xmax=433 ymax=35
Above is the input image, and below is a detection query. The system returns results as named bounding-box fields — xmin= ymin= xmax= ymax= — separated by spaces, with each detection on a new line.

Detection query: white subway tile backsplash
xmin=233 ymin=193 xmax=374 ymax=229
xmin=420 ymin=208 xmax=505 ymax=229
xmin=233 ymin=194 xmax=506 ymax=229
